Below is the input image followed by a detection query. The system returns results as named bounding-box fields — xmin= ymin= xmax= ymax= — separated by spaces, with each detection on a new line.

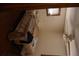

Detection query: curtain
xmin=64 ymin=8 xmax=78 ymax=56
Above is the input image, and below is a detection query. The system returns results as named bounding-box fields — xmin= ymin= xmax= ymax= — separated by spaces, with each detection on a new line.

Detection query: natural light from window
xmin=47 ymin=8 xmax=60 ymax=16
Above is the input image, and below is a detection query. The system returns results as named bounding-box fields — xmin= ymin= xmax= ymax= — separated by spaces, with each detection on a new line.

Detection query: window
xmin=47 ymin=8 xmax=60 ymax=16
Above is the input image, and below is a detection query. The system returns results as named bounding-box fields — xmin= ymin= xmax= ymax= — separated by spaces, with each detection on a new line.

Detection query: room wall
xmin=37 ymin=8 xmax=66 ymax=33
xmin=34 ymin=8 xmax=67 ymax=55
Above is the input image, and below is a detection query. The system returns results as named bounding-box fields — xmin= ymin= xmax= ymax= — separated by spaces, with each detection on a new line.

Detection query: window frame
xmin=46 ymin=8 xmax=61 ymax=16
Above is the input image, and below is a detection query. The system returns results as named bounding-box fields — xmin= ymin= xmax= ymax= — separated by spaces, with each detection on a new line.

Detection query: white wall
xmin=37 ymin=8 xmax=66 ymax=33
xmin=34 ymin=8 xmax=67 ymax=55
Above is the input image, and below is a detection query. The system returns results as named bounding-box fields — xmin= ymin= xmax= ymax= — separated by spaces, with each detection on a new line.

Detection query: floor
xmin=34 ymin=32 xmax=66 ymax=56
